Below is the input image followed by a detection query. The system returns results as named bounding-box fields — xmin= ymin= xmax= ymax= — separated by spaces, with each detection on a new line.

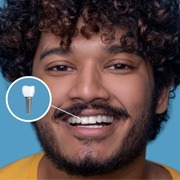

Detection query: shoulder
xmin=160 ymin=164 xmax=180 ymax=180
xmin=150 ymin=161 xmax=180 ymax=180
xmin=0 ymin=152 xmax=44 ymax=179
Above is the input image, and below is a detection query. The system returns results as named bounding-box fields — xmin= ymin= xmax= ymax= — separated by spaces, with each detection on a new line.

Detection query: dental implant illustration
xmin=22 ymin=85 xmax=35 ymax=115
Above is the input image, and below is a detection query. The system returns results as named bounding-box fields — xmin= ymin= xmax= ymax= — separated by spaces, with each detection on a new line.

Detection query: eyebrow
xmin=40 ymin=44 xmax=136 ymax=60
xmin=105 ymin=44 xmax=141 ymax=59
xmin=105 ymin=45 xmax=125 ymax=54
xmin=40 ymin=47 xmax=72 ymax=60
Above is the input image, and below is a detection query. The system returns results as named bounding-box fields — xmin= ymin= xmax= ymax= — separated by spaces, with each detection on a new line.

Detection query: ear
xmin=156 ymin=85 xmax=172 ymax=114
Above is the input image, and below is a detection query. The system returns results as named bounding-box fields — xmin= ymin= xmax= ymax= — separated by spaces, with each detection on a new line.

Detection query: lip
xmin=74 ymin=109 xmax=110 ymax=117
xmin=63 ymin=117 xmax=120 ymax=139
xmin=55 ymin=108 xmax=127 ymax=139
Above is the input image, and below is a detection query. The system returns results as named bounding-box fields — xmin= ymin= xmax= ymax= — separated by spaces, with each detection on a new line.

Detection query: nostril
xmin=68 ymin=84 xmax=110 ymax=104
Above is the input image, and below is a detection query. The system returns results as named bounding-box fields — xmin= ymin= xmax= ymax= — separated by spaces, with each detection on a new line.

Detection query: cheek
xmin=32 ymin=63 xmax=68 ymax=106
xmin=104 ymin=75 xmax=154 ymax=113
xmin=39 ymin=77 xmax=71 ymax=107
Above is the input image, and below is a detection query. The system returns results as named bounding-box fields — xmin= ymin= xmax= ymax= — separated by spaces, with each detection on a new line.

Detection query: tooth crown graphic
xmin=22 ymin=86 xmax=35 ymax=97
xmin=22 ymin=86 xmax=35 ymax=114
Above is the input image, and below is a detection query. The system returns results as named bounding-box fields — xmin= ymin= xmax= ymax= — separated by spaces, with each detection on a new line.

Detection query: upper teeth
xmin=68 ymin=116 xmax=113 ymax=125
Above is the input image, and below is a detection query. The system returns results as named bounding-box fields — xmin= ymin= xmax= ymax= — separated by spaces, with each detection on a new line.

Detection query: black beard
xmin=32 ymin=99 xmax=156 ymax=177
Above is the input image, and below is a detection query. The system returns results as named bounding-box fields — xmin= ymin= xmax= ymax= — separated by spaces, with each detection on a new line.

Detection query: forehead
xmin=36 ymin=35 xmax=132 ymax=65
xmin=37 ymin=29 xmax=130 ymax=55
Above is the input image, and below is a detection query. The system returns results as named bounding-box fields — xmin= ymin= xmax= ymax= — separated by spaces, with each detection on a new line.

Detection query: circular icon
xmin=6 ymin=76 xmax=52 ymax=122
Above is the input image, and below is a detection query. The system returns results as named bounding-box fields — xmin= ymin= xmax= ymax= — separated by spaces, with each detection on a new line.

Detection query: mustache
xmin=53 ymin=103 xmax=130 ymax=121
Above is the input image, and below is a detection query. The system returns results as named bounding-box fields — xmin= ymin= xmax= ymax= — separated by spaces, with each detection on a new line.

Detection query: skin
xmin=32 ymin=29 xmax=172 ymax=179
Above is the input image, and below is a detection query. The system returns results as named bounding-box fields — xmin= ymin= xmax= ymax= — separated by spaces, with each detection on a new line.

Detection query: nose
xmin=68 ymin=65 xmax=110 ymax=104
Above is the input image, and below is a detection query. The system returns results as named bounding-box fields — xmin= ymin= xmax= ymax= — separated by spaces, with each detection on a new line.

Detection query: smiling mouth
xmin=67 ymin=116 xmax=114 ymax=128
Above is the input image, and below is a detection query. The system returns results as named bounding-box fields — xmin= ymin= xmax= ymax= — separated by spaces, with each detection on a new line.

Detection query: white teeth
xmin=76 ymin=118 xmax=81 ymax=124
xmin=67 ymin=116 xmax=113 ymax=125
xmin=96 ymin=115 xmax=103 ymax=123
xmin=81 ymin=117 xmax=89 ymax=124
xmin=108 ymin=117 xmax=113 ymax=123
xmin=70 ymin=118 xmax=76 ymax=124
xmin=88 ymin=117 xmax=96 ymax=124
xmin=102 ymin=116 xmax=107 ymax=123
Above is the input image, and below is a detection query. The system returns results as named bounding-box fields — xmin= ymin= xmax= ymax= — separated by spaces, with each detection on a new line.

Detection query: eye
xmin=105 ymin=61 xmax=135 ymax=75
xmin=107 ymin=63 xmax=129 ymax=70
xmin=45 ymin=62 xmax=76 ymax=77
xmin=48 ymin=65 xmax=74 ymax=72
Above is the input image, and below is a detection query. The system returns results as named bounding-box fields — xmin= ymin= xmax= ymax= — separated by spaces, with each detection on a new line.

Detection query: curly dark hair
xmin=0 ymin=0 xmax=180 ymax=141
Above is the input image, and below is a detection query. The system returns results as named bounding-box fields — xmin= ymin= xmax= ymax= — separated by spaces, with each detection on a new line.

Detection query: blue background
xmin=0 ymin=0 xmax=180 ymax=172
xmin=7 ymin=77 xmax=51 ymax=121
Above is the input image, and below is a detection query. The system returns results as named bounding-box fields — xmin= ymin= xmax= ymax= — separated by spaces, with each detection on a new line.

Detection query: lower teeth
xmin=77 ymin=125 xmax=103 ymax=128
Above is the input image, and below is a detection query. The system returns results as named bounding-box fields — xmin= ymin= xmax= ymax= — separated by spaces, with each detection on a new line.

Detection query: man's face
xmin=32 ymin=31 xmax=156 ymax=176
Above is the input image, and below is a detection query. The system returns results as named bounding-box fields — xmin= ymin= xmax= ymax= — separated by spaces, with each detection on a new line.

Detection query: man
xmin=0 ymin=0 xmax=180 ymax=179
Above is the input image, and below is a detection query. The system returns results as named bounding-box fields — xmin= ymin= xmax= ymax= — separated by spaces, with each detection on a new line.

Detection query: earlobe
xmin=156 ymin=85 xmax=172 ymax=114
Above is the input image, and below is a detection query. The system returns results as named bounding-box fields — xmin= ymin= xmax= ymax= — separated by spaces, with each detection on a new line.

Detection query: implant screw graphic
xmin=22 ymin=86 xmax=35 ymax=115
